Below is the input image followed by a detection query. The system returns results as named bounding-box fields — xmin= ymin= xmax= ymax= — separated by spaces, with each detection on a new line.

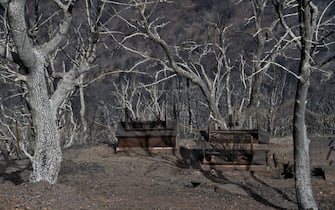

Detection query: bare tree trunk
xmin=79 ymin=75 xmax=88 ymax=143
xmin=5 ymin=0 xmax=73 ymax=184
xmin=186 ymin=79 xmax=193 ymax=134
xmin=293 ymin=1 xmax=318 ymax=209
xmin=27 ymin=53 xmax=62 ymax=184
xmin=248 ymin=0 xmax=267 ymax=108
xmin=240 ymin=0 xmax=276 ymax=128
xmin=293 ymin=77 xmax=317 ymax=209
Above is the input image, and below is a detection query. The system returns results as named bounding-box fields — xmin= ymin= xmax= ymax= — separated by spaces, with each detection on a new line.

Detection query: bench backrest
xmin=208 ymin=130 xmax=259 ymax=144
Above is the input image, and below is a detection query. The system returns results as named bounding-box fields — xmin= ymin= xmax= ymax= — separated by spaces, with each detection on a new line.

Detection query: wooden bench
xmin=201 ymin=129 xmax=271 ymax=166
xmin=310 ymin=139 xmax=335 ymax=180
xmin=115 ymin=121 xmax=177 ymax=152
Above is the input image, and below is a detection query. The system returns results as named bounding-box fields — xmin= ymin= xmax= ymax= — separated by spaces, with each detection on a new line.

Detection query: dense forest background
xmin=0 ymin=0 xmax=334 ymax=160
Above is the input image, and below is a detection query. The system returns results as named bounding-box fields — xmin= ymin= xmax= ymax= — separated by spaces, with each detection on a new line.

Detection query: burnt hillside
xmin=0 ymin=0 xmax=334 ymax=143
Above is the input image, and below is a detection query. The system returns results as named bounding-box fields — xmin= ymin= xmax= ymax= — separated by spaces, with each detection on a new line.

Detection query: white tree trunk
xmin=5 ymin=0 xmax=73 ymax=184
xmin=293 ymin=77 xmax=317 ymax=209
xmin=293 ymin=1 xmax=318 ymax=208
xmin=79 ymin=75 xmax=88 ymax=143
xmin=27 ymin=51 xmax=62 ymax=184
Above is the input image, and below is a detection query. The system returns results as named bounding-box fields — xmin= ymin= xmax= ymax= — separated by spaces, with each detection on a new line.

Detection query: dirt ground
xmin=0 ymin=136 xmax=334 ymax=210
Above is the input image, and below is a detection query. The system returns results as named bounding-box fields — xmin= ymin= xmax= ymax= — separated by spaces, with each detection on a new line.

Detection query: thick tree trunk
xmin=6 ymin=0 xmax=64 ymax=184
xmin=26 ymin=51 xmax=62 ymax=184
xmin=208 ymin=97 xmax=226 ymax=129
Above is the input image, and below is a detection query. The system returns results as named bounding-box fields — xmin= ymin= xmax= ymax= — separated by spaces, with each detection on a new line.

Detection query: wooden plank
xmin=116 ymin=146 xmax=175 ymax=153
xmin=209 ymin=129 xmax=258 ymax=135
xmin=115 ymin=121 xmax=177 ymax=137
xmin=311 ymin=160 xmax=332 ymax=167
xmin=116 ymin=130 xmax=177 ymax=138
xmin=117 ymin=136 xmax=176 ymax=148
xmin=209 ymin=133 xmax=256 ymax=143
xmin=203 ymin=147 xmax=270 ymax=165
xmin=209 ymin=129 xmax=259 ymax=143
xmin=203 ymin=154 xmax=252 ymax=165
xmin=201 ymin=163 xmax=269 ymax=172
xmin=205 ymin=143 xmax=270 ymax=151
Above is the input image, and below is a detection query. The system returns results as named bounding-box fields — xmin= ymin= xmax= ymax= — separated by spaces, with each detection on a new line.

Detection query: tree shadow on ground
xmin=0 ymin=159 xmax=31 ymax=185
xmin=177 ymin=146 xmax=296 ymax=210
xmin=250 ymin=171 xmax=296 ymax=203
xmin=0 ymin=171 xmax=24 ymax=185
xmin=200 ymin=167 xmax=293 ymax=210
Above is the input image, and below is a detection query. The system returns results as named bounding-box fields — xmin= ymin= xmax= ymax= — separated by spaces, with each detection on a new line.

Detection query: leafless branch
xmin=40 ymin=0 xmax=76 ymax=55
xmin=139 ymin=73 xmax=176 ymax=88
